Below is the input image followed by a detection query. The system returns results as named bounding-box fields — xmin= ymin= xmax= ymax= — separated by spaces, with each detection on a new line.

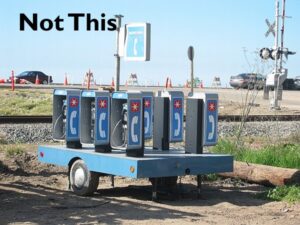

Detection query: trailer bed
xmin=38 ymin=145 xmax=233 ymax=178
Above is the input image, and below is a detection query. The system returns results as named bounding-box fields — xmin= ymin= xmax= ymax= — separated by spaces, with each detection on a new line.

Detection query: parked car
xmin=8 ymin=71 xmax=53 ymax=84
xmin=229 ymin=73 xmax=249 ymax=89
xmin=294 ymin=76 xmax=300 ymax=90
xmin=248 ymin=73 xmax=265 ymax=90
xmin=230 ymin=73 xmax=265 ymax=90
xmin=282 ymin=78 xmax=295 ymax=90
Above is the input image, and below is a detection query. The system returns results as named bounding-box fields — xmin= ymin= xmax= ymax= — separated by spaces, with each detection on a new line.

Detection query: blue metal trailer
xmin=39 ymin=89 xmax=233 ymax=200
xmin=38 ymin=145 xmax=233 ymax=199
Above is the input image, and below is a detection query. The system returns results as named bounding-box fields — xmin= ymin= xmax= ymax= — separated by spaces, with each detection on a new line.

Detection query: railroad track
xmin=0 ymin=116 xmax=52 ymax=124
xmin=1 ymin=114 xmax=300 ymax=124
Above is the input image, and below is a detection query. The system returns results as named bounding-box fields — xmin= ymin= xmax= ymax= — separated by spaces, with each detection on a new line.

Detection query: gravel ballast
xmin=0 ymin=124 xmax=53 ymax=144
xmin=0 ymin=121 xmax=299 ymax=144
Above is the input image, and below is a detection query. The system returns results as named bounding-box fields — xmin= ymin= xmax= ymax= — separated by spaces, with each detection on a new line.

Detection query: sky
xmin=0 ymin=0 xmax=299 ymax=86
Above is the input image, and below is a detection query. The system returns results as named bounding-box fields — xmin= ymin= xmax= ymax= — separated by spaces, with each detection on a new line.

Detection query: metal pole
xmin=273 ymin=0 xmax=280 ymax=109
xmin=197 ymin=175 xmax=202 ymax=199
xmin=114 ymin=15 xmax=123 ymax=91
xmin=11 ymin=70 xmax=15 ymax=91
xmin=273 ymin=0 xmax=286 ymax=110
xmin=274 ymin=0 xmax=279 ymax=72
xmin=191 ymin=60 xmax=194 ymax=95
xmin=280 ymin=0 xmax=286 ymax=70
xmin=87 ymin=70 xmax=91 ymax=90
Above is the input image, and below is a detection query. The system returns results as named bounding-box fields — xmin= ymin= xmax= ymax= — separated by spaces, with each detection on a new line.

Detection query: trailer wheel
xmin=69 ymin=159 xmax=99 ymax=196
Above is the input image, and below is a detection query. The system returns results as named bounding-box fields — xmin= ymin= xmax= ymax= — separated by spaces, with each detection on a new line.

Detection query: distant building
xmin=127 ymin=73 xmax=139 ymax=86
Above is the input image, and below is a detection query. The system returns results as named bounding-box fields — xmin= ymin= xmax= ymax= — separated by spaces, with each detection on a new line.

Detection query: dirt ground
xmin=1 ymin=146 xmax=300 ymax=225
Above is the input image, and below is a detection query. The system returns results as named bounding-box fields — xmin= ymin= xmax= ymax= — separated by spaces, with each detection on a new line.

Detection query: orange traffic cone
xmin=165 ymin=77 xmax=169 ymax=89
xmin=169 ymin=79 xmax=172 ymax=88
xmin=185 ymin=80 xmax=188 ymax=88
xmin=111 ymin=77 xmax=115 ymax=87
xmin=35 ymin=75 xmax=40 ymax=85
xmin=64 ymin=74 xmax=68 ymax=86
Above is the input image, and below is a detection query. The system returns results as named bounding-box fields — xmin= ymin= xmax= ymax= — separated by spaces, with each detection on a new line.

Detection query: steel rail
xmin=1 ymin=114 xmax=300 ymax=124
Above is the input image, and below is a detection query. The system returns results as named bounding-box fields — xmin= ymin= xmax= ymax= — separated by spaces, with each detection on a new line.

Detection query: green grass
xmin=0 ymin=144 xmax=25 ymax=157
xmin=5 ymin=146 xmax=24 ymax=157
xmin=0 ymin=89 xmax=52 ymax=115
xmin=263 ymin=185 xmax=300 ymax=203
xmin=212 ymin=139 xmax=300 ymax=169
xmin=0 ymin=136 xmax=8 ymax=144
xmin=203 ymin=174 xmax=219 ymax=181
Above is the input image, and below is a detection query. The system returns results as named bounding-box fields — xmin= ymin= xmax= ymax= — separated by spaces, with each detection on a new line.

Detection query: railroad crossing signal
xmin=265 ymin=19 xmax=275 ymax=37
xmin=260 ymin=47 xmax=271 ymax=60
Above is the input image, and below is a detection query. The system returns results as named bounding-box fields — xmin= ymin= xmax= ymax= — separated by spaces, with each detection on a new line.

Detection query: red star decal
xmin=131 ymin=102 xmax=140 ymax=112
xmin=70 ymin=97 xmax=79 ymax=107
xmin=144 ymin=100 xmax=151 ymax=108
xmin=98 ymin=99 xmax=107 ymax=108
xmin=208 ymin=102 xmax=216 ymax=112
xmin=174 ymin=99 xmax=182 ymax=109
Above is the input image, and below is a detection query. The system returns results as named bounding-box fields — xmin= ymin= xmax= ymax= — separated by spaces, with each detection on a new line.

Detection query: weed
xmin=266 ymin=185 xmax=300 ymax=203
xmin=203 ymin=174 xmax=219 ymax=182
xmin=5 ymin=145 xmax=25 ymax=157
xmin=0 ymin=136 xmax=7 ymax=145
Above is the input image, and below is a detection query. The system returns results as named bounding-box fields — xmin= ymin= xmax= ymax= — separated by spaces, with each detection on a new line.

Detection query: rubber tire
xmin=69 ymin=159 xmax=99 ymax=196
